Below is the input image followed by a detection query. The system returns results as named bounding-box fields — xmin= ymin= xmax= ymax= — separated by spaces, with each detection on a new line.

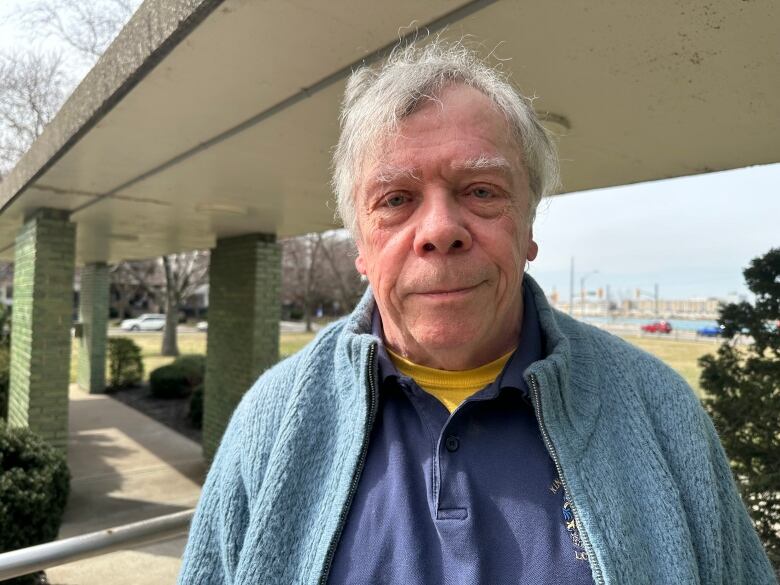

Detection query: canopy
xmin=0 ymin=0 xmax=776 ymax=264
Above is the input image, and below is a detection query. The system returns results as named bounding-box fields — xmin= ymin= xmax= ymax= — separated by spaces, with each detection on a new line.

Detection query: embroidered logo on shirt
xmin=549 ymin=478 xmax=590 ymax=563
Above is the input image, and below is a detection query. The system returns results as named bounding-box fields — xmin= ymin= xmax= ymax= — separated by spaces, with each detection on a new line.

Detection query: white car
xmin=120 ymin=313 xmax=166 ymax=331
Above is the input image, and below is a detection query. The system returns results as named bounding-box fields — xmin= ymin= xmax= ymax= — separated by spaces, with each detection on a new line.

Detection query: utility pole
xmin=569 ymin=257 xmax=574 ymax=315
xmin=654 ymin=283 xmax=659 ymax=317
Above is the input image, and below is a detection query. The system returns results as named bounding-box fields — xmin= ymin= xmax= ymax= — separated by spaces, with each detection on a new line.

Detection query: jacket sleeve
xmin=699 ymin=405 xmax=778 ymax=583
xmin=176 ymin=402 xmax=250 ymax=585
xmin=630 ymin=345 xmax=777 ymax=584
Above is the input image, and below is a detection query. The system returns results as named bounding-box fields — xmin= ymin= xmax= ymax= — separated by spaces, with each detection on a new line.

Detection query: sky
xmin=529 ymin=164 xmax=779 ymax=301
xmin=1 ymin=3 xmax=777 ymax=301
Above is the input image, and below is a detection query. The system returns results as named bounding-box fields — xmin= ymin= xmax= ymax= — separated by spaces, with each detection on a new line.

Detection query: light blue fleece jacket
xmin=178 ymin=276 xmax=776 ymax=585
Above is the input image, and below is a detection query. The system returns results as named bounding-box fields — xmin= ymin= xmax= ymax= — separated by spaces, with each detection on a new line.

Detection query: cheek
xmin=492 ymin=216 xmax=527 ymax=260
xmin=475 ymin=217 xmax=527 ymax=285
xmin=364 ymin=232 xmax=404 ymax=283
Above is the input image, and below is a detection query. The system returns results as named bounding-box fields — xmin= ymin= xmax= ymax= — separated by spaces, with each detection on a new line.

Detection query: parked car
xmin=641 ymin=320 xmax=672 ymax=334
xmin=696 ymin=324 xmax=726 ymax=338
xmin=120 ymin=313 xmax=166 ymax=331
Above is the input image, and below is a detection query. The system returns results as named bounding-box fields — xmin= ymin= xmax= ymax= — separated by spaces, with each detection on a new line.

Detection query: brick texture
xmin=203 ymin=233 xmax=280 ymax=461
xmin=77 ymin=263 xmax=109 ymax=394
xmin=8 ymin=209 xmax=76 ymax=451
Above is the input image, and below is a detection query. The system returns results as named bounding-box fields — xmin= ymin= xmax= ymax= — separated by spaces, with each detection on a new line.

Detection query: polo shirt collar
xmin=372 ymin=279 xmax=545 ymax=397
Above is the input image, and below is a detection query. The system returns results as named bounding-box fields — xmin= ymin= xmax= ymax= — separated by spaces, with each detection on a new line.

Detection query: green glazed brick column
xmin=8 ymin=209 xmax=76 ymax=451
xmin=77 ymin=263 xmax=109 ymax=394
xmin=203 ymin=233 xmax=280 ymax=461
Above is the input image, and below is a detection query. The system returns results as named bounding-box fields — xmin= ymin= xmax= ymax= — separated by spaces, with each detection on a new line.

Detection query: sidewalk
xmin=45 ymin=385 xmax=206 ymax=585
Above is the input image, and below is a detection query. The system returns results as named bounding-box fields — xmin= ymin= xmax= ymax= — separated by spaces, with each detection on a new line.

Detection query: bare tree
xmin=1 ymin=0 xmax=142 ymax=175
xmin=0 ymin=51 xmax=67 ymax=174
xmin=5 ymin=2 xmax=210 ymax=362
xmin=109 ymin=259 xmax=163 ymax=319
xmin=110 ymin=253 xmax=209 ymax=356
xmin=281 ymin=231 xmax=367 ymax=328
xmin=160 ymin=252 xmax=209 ymax=356
xmin=282 ymin=234 xmax=324 ymax=332
xmin=317 ymin=232 xmax=366 ymax=312
xmin=16 ymin=0 xmax=138 ymax=62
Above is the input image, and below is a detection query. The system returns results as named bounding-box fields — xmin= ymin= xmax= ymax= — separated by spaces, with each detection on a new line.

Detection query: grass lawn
xmin=70 ymin=329 xmax=717 ymax=399
xmin=70 ymin=332 xmax=210 ymax=384
xmin=69 ymin=331 xmax=318 ymax=384
xmin=280 ymin=332 xmax=317 ymax=358
xmin=618 ymin=335 xmax=717 ymax=398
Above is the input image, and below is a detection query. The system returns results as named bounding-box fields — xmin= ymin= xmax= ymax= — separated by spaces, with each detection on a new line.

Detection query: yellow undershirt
xmin=387 ymin=348 xmax=516 ymax=413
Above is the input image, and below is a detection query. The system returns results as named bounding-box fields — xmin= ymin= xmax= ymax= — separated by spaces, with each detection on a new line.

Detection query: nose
xmin=413 ymin=193 xmax=473 ymax=256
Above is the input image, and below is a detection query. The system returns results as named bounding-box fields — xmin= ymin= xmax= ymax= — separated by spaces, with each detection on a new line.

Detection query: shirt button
xmin=445 ymin=436 xmax=460 ymax=452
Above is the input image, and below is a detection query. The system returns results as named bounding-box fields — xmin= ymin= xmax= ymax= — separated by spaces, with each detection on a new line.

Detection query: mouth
xmin=415 ymin=282 xmax=484 ymax=298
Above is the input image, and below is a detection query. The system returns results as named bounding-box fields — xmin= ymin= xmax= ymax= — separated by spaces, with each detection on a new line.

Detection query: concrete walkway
xmin=45 ymin=385 xmax=206 ymax=585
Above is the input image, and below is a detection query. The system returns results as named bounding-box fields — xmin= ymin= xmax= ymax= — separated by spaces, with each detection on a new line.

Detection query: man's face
xmin=354 ymin=84 xmax=538 ymax=369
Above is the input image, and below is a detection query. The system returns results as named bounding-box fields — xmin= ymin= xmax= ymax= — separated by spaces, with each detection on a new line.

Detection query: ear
xmin=355 ymin=249 xmax=368 ymax=276
xmin=526 ymin=228 xmax=539 ymax=262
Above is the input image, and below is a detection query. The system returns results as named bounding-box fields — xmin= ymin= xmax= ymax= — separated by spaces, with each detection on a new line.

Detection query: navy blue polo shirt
xmin=328 ymin=284 xmax=594 ymax=584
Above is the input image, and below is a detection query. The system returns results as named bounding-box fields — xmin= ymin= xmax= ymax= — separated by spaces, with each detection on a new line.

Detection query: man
xmin=178 ymin=42 xmax=776 ymax=584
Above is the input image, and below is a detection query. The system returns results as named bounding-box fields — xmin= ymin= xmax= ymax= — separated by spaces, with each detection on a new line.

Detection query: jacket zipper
xmin=318 ymin=342 xmax=378 ymax=585
xmin=529 ymin=373 xmax=606 ymax=585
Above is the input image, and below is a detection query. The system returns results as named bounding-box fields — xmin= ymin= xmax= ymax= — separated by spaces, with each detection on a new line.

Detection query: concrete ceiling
xmin=0 ymin=0 xmax=777 ymax=265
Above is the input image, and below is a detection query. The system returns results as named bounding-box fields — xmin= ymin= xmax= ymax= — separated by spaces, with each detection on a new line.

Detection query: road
xmin=592 ymin=322 xmax=743 ymax=344
xmin=107 ymin=321 xmax=319 ymax=336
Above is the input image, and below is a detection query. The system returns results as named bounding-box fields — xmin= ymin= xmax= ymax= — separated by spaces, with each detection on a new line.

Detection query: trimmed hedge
xmin=149 ymin=364 xmax=189 ymax=399
xmin=107 ymin=337 xmax=144 ymax=390
xmin=173 ymin=354 xmax=206 ymax=388
xmin=149 ymin=354 xmax=205 ymax=399
xmin=0 ymin=423 xmax=70 ymax=585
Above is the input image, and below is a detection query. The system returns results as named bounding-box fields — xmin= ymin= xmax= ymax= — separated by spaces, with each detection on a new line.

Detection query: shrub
xmin=0 ymin=423 xmax=70 ymax=585
xmin=173 ymin=354 xmax=206 ymax=387
xmin=149 ymin=354 xmax=205 ymax=400
xmin=107 ymin=337 xmax=144 ymax=390
xmin=0 ymin=345 xmax=9 ymax=421
xmin=699 ymin=247 xmax=780 ymax=570
xmin=149 ymin=364 xmax=189 ymax=399
xmin=0 ymin=304 xmax=11 ymax=348
xmin=189 ymin=384 xmax=203 ymax=429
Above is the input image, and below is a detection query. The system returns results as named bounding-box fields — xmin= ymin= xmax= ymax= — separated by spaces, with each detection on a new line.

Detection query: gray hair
xmin=332 ymin=40 xmax=560 ymax=238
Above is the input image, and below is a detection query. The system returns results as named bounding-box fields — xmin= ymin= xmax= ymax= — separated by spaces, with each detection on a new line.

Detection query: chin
xmin=412 ymin=320 xmax=482 ymax=351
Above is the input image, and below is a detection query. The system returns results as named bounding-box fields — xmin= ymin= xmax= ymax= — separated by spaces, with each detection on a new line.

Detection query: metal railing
xmin=0 ymin=509 xmax=194 ymax=581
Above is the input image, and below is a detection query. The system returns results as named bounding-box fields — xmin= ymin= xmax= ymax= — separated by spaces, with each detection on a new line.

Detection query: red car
xmin=641 ymin=321 xmax=672 ymax=334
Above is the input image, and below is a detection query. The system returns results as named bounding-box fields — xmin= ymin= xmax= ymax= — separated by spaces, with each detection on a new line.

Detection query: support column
xmin=203 ymin=233 xmax=280 ymax=461
xmin=8 ymin=209 xmax=75 ymax=451
xmin=77 ymin=263 xmax=109 ymax=393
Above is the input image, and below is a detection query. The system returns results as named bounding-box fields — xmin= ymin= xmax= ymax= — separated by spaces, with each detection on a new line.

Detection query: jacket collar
xmin=525 ymin=275 xmax=602 ymax=461
xmin=339 ymin=273 xmax=602 ymax=458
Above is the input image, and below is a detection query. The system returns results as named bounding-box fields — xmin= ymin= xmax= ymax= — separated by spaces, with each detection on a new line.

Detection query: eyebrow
xmin=366 ymin=154 xmax=514 ymax=190
xmin=371 ymin=165 xmax=422 ymax=185
xmin=450 ymin=154 xmax=513 ymax=174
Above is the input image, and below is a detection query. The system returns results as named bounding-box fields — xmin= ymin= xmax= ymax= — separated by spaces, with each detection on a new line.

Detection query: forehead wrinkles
xmin=356 ymin=96 xmax=528 ymax=197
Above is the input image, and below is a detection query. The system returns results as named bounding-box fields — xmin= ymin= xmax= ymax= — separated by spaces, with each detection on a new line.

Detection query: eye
xmin=470 ymin=186 xmax=494 ymax=199
xmin=384 ymin=193 xmax=407 ymax=208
